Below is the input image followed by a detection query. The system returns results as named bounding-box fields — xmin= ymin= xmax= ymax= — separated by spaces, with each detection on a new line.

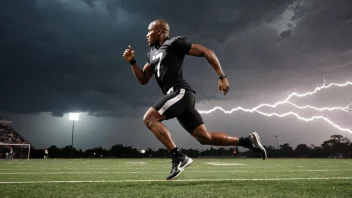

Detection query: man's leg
xmin=192 ymin=124 xmax=249 ymax=147
xmin=144 ymin=89 xmax=193 ymax=180
xmin=143 ymin=107 xmax=188 ymax=159
xmin=191 ymin=124 xmax=267 ymax=160
xmin=143 ymin=107 xmax=176 ymax=151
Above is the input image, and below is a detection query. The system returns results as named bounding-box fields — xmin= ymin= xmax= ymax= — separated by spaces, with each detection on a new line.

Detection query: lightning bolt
xmin=198 ymin=81 xmax=352 ymax=134
xmin=286 ymin=102 xmax=352 ymax=115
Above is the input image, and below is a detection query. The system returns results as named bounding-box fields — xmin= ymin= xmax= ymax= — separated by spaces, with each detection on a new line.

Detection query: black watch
xmin=129 ymin=58 xmax=136 ymax=65
xmin=219 ymin=74 xmax=226 ymax=80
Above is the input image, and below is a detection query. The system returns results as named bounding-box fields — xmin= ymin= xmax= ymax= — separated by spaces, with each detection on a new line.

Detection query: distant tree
xmin=27 ymin=134 xmax=352 ymax=159
xmin=279 ymin=143 xmax=294 ymax=157
xmin=48 ymin=145 xmax=58 ymax=158
xmin=321 ymin=135 xmax=351 ymax=157
xmin=109 ymin=144 xmax=125 ymax=157
xmin=295 ymin=144 xmax=311 ymax=157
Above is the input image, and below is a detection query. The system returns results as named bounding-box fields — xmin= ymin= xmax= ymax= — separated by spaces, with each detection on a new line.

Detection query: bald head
xmin=146 ymin=19 xmax=170 ymax=46
xmin=149 ymin=19 xmax=170 ymax=36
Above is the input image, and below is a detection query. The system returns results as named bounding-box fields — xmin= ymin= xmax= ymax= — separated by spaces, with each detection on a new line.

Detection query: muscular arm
xmin=131 ymin=63 xmax=154 ymax=85
xmin=187 ymin=44 xmax=224 ymax=76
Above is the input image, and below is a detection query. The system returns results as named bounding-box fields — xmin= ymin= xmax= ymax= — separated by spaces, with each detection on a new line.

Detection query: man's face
xmin=146 ymin=22 xmax=159 ymax=46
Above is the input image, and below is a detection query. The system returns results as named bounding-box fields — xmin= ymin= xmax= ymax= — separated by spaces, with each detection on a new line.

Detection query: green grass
xmin=0 ymin=158 xmax=351 ymax=197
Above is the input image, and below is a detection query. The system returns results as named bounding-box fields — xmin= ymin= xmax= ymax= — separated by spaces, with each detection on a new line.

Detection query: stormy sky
xmin=1 ymin=0 xmax=352 ymax=151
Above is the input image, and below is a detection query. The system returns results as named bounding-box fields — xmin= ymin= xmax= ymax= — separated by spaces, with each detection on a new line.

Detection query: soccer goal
xmin=0 ymin=143 xmax=31 ymax=160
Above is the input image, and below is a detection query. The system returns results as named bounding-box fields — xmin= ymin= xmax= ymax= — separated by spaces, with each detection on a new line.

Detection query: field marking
xmin=124 ymin=162 xmax=147 ymax=165
xmin=0 ymin=169 xmax=351 ymax=174
xmin=0 ymin=167 xmax=163 ymax=171
xmin=206 ymin=162 xmax=248 ymax=166
xmin=0 ymin=177 xmax=351 ymax=184
xmin=1 ymin=165 xmax=347 ymax=169
xmin=1 ymin=165 xmax=348 ymax=171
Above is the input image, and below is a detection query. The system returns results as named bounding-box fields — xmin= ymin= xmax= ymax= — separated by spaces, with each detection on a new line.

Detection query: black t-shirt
xmin=146 ymin=36 xmax=195 ymax=95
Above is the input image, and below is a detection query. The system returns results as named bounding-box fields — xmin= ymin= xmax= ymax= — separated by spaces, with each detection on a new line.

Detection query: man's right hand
xmin=123 ymin=45 xmax=135 ymax=62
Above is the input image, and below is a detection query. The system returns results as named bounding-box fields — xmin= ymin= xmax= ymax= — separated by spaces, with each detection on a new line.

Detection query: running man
xmin=123 ymin=19 xmax=267 ymax=180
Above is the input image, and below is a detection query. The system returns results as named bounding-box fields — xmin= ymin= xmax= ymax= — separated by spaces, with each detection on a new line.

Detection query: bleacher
xmin=0 ymin=122 xmax=28 ymax=144
xmin=0 ymin=119 xmax=31 ymax=159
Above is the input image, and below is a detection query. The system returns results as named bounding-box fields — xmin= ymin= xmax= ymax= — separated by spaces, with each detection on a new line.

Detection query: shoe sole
xmin=251 ymin=132 xmax=267 ymax=160
xmin=167 ymin=157 xmax=193 ymax=181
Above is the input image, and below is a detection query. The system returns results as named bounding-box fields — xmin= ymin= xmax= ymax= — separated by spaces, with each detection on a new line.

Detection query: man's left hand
xmin=218 ymin=78 xmax=230 ymax=95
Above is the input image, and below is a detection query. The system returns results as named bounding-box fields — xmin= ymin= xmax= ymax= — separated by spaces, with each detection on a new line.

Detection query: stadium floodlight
xmin=69 ymin=113 xmax=79 ymax=158
xmin=69 ymin=113 xmax=80 ymax=121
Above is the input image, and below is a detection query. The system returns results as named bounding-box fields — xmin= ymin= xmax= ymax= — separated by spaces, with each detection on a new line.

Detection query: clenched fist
xmin=123 ymin=45 xmax=135 ymax=62
xmin=218 ymin=78 xmax=230 ymax=95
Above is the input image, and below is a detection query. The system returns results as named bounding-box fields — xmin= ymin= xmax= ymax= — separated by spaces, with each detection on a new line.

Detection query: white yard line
xmin=0 ymin=169 xmax=351 ymax=174
xmin=0 ymin=167 xmax=163 ymax=171
xmin=1 ymin=165 xmax=347 ymax=169
xmin=0 ymin=177 xmax=351 ymax=184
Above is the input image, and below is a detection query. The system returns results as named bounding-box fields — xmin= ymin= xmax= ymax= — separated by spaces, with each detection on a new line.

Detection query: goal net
xmin=0 ymin=143 xmax=31 ymax=159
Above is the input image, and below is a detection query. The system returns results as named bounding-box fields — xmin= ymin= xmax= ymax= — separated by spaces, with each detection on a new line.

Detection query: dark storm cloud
xmin=283 ymin=0 xmax=352 ymax=71
xmin=195 ymin=0 xmax=352 ymax=100
xmin=103 ymin=0 xmax=295 ymax=41
xmin=0 ymin=0 xmax=157 ymax=116
xmin=0 ymin=0 xmax=352 ymax=118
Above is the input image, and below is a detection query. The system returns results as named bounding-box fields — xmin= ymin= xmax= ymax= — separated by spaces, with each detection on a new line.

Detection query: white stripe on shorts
xmin=158 ymin=89 xmax=186 ymax=115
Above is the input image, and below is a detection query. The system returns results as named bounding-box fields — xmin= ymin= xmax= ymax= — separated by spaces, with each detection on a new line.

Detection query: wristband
xmin=129 ymin=58 xmax=136 ymax=65
xmin=219 ymin=74 xmax=226 ymax=80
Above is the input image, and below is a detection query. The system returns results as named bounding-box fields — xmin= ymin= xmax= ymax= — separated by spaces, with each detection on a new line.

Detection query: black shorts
xmin=152 ymin=88 xmax=204 ymax=134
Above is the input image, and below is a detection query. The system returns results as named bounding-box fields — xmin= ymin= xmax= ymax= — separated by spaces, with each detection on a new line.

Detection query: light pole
xmin=275 ymin=135 xmax=279 ymax=149
xmin=69 ymin=113 xmax=79 ymax=158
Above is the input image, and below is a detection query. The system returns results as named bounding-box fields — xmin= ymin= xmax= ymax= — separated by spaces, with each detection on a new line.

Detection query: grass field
xmin=0 ymin=158 xmax=351 ymax=197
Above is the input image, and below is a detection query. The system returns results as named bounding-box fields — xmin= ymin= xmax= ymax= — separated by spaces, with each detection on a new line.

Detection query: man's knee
xmin=192 ymin=125 xmax=212 ymax=145
xmin=143 ymin=112 xmax=155 ymax=129
xmin=143 ymin=116 xmax=152 ymax=129
xmin=143 ymin=108 xmax=165 ymax=129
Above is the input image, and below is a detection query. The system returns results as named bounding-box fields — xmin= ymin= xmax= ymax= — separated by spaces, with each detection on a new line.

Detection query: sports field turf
xmin=0 ymin=158 xmax=351 ymax=197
